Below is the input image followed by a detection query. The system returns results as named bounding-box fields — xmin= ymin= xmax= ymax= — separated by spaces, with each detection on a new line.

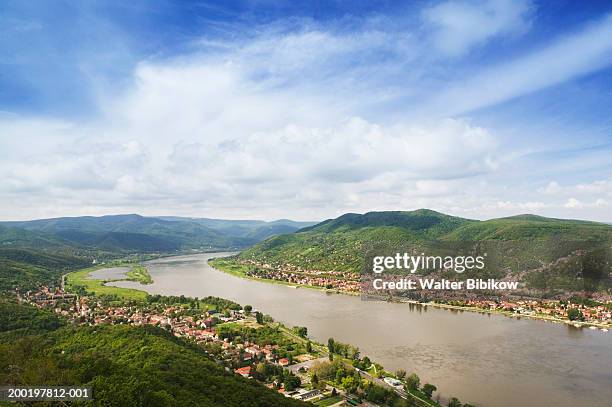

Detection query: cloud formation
xmin=1 ymin=1 xmax=612 ymax=222
xmin=421 ymin=0 xmax=533 ymax=57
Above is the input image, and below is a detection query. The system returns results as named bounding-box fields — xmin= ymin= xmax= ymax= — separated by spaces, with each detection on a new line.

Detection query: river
xmin=105 ymin=253 xmax=611 ymax=407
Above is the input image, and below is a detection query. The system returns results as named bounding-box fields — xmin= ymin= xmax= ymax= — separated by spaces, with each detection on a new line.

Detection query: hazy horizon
xmin=2 ymin=208 xmax=609 ymax=224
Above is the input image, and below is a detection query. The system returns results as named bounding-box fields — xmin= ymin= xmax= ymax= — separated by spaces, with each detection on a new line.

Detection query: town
xmin=232 ymin=259 xmax=362 ymax=292
xmin=225 ymin=260 xmax=612 ymax=329
xmin=17 ymin=286 xmax=449 ymax=407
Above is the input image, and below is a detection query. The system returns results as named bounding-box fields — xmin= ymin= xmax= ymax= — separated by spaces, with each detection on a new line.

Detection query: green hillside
xmin=237 ymin=210 xmax=612 ymax=292
xmin=0 ymin=248 xmax=90 ymax=292
xmin=442 ymin=215 xmax=610 ymax=241
xmin=239 ymin=210 xmax=476 ymax=271
xmin=1 ymin=214 xmax=252 ymax=252
xmin=158 ymin=216 xmax=316 ymax=241
xmin=1 ymin=214 xmax=316 ymax=254
xmin=0 ymin=300 xmax=305 ymax=407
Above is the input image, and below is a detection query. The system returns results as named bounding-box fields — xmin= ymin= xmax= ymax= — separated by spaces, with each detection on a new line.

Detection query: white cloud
xmin=427 ymin=13 xmax=612 ymax=114
xmin=422 ymin=0 xmax=533 ymax=57
xmin=565 ymin=198 xmax=583 ymax=209
xmin=496 ymin=200 xmax=547 ymax=210
xmin=2 ymin=6 xmax=612 ymax=222
xmin=540 ymin=181 xmax=561 ymax=195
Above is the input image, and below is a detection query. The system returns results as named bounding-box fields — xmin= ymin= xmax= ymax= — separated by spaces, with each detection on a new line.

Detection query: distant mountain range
xmin=0 ymin=214 xmax=317 ymax=254
xmin=0 ymin=214 xmax=316 ymax=291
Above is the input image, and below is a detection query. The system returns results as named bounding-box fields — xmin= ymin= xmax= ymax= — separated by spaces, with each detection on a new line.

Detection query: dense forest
xmin=0 ymin=300 xmax=306 ymax=407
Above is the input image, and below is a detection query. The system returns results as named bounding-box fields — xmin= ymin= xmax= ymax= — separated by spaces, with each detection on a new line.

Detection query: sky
xmin=1 ymin=0 xmax=612 ymax=222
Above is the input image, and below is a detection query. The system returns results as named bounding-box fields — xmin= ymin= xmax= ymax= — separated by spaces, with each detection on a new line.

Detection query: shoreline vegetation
xmin=125 ymin=264 xmax=153 ymax=284
xmin=66 ymin=262 xmax=152 ymax=301
xmin=208 ymin=257 xmax=611 ymax=331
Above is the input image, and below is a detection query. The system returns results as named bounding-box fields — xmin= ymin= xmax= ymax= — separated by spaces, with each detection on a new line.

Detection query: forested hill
xmin=238 ymin=209 xmax=612 ymax=274
xmin=1 ymin=214 xmax=316 ymax=253
xmin=2 ymin=214 xmax=251 ymax=252
xmin=0 ymin=214 xmax=315 ymax=293
xmin=0 ymin=300 xmax=306 ymax=407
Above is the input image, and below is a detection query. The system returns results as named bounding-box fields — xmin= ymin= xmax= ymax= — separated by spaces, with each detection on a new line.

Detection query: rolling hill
xmin=157 ymin=216 xmax=316 ymax=241
xmin=239 ymin=209 xmax=478 ymax=271
xmin=237 ymin=209 xmax=612 ymax=292
xmin=1 ymin=214 xmax=316 ymax=254
xmin=1 ymin=214 xmax=248 ymax=252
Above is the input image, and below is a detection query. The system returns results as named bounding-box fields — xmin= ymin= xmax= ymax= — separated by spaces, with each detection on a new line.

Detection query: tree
xmin=255 ymin=312 xmax=263 ymax=324
xmin=306 ymin=341 xmax=312 ymax=353
xmin=422 ymin=383 xmax=437 ymax=398
xmin=312 ymin=373 xmax=319 ymax=385
xmin=331 ymin=388 xmax=338 ymax=396
xmin=405 ymin=373 xmax=420 ymax=391
xmin=284 ymin=373 xmax=301 ymax=391
xmin=327 ymin=337 xmax=335 ymax=354
xmin=341 ymin=376 xmax=358 ymax=393
xmin=395 ymin=369 xmax=406 ymax=380
xmin=567 ymin=307 xmax=583 ymax=321
xmin=448 ymin=397 xmax=462 ymax=407
xmin=328 ymin=353 xmax=334 ymax=361
xmin=244 ymin=305 xmax=252 ymax=315
xmin=294 ymin=326 xmax=308 ymax=338
xmin=362 ymin=356 xmax=371 ymax=369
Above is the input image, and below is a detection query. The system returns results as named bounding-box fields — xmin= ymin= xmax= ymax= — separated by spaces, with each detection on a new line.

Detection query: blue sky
xmin=1 ymin=0 xmax=612 ymax=221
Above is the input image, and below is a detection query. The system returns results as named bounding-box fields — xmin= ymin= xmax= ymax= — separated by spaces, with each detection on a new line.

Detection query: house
xmin=293 ymin=389 xmax=321 ymax=401
xmin=245 ymin=346 xmax=262 ymax=357
xmin=278 ymin=358 xmax=290 ymax=366
xmin=234 ymin=366 xmax=251 ymax=377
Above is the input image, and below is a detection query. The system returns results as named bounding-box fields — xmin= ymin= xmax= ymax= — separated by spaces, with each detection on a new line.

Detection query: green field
xmin=314 ymin=395 xmax=343 ymax=406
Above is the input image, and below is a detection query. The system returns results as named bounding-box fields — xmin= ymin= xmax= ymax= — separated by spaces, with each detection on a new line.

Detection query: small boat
xmin=589 ymin=326 xmax=597 ymax=330
xmin=602 ymin=328 xmax=609 ymax=332
xmin=574 ymin=323 xmax=581 ymax=328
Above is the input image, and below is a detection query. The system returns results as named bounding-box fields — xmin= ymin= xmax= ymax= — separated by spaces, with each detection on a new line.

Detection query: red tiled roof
xmin=234 ymin=366 xmax=251 ymax=376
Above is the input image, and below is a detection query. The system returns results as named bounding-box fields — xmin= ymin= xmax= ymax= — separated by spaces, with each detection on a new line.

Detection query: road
xmin=357 ymin=370 xmax=407 ymax=398
xmin=286 ymin=356 xmax=329 ymax=374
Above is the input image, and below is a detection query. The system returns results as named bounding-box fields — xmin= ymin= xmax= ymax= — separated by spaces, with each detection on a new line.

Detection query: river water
xmin=106 ymin=253 xmax=611 ymax=407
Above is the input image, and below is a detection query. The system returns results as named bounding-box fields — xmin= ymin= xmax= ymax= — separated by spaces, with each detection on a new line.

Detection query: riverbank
xmin=209 ymin=257 xmax=335 ymax=293
xmin=395 ymin=297 xmax=611 ymax=331
xmin=209 ymin=258 xmax=611 ymax=331
xmin=66 ymin=263 xmax=149 ymax=300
